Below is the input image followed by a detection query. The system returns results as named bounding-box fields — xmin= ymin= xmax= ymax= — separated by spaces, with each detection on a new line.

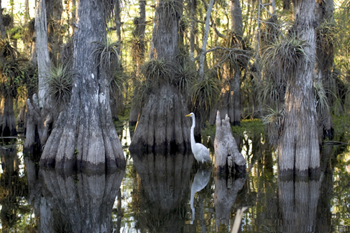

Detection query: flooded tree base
xmin=129 ymin=83 xmax=191 ymax=154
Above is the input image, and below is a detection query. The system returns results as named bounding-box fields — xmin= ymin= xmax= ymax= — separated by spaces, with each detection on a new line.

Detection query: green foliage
xmin=47 ymin=64 xmax=73 ymax=106
xmin=190 ymin=74 xmax=220 ymax=110
xmin=332 ymin=114 xmax=350 ymax=142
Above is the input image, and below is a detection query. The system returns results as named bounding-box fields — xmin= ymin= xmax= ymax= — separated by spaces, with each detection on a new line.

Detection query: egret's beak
xmin=185 ymin=113 xmax=191 ymax=117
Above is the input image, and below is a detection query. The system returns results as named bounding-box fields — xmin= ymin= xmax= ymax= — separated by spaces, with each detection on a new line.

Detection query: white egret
xmin=185 ymin=112 xmax=211 ymax=163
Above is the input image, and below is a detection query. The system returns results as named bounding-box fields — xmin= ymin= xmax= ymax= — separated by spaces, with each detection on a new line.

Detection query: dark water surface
xmin=0 ymin=128 xmax=350 ymax=233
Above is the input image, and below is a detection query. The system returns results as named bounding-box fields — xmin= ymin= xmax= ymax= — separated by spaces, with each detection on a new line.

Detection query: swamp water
xmin=0 ymin=125 xmax=350 ymax=232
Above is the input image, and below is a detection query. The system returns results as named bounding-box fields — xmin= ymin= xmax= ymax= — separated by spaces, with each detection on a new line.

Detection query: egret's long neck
xmin=190 ymin=116 xmax=196 ymax=149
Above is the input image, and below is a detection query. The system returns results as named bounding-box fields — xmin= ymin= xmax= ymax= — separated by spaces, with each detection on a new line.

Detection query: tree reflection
xmin=131 ymin=152 xmax=194 ymax=232
xmin=0 ymin=147 xmax=29 ymax=232
xmin=37 ymin=168 xmax=125 ymax=232
xmin=278 ymin=177 xmax=321 ymax=233
xmin=214 ymin=173 xmax=246 ymax=231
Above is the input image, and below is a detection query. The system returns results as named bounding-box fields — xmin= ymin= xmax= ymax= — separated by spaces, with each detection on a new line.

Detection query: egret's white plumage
xmin=185 ymin=112 xmax=211 ymax=163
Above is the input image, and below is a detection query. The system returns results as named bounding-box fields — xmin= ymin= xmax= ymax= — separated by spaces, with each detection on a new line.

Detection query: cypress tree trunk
xmin=0 ymin=96 xmax=16 ymax=136
xmin=40 ymin=0 xmax=126 ymax=171
xmin=24 ymin=0 xmax=52 ymax=155
xmin=278 ymin=0 xmax=320 ymax=178
xmin=0 ymin=0 xmax=6 ymax=37
xmin=315 ymin=0 xmax=334 ymax=139
xmin=215 ymin=0 xmax=243 ymax=125
xmin=129 ymin=0 xmax=191 ymax=153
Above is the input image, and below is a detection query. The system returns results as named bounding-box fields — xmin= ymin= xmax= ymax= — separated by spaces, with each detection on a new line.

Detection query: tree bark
xmin=24 ymin=0 xmax=52 ymax=155
xmin=315 ymin=0 xmax=334 ymax=140
xmin=40 ymin=0 xmax=126 ymax=171
xmin=129 ymin=0 xmax=191 ymax=153
xmin=283 ymin=0 xmax=291 ymax=11
xmin=129 ymin=0 xmax=146 ymax=126
xmin=35 ymin=0 xmax=50 ymax=107
xmin=46 ymin=0 xmax=63 ymax=63
xmin=189 ymin=0 xmax=197 ymax=60
xmin=198 ymin=0 xmax=214 ymax=80
xmin=0 ymin=96 xmax=16 ymax=136
xmin=0 ymin=0 xmax=6 ymax=37
xmin=278 ymin=0 xmax=320 ymax=178
xmin=214 ymin=111 xmax=246 ymax=174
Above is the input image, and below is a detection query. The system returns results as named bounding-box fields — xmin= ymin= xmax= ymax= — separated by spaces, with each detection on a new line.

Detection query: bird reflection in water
xmin=189 ymin=167 xmax=211 ymax=224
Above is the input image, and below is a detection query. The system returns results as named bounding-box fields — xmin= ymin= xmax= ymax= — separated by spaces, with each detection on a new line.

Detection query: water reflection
xmin=131 ymin=152 xmax=194 ymax=232
xmin=190 ymin=167 xmax=211 ymax=224
xmin=1 ymin=131 xmax=350 ymax=231
xmin=0 ymin=147 xmax=29 ymax=232
xmin=24 ymin=154 xmax=125 ymax=233
xmin=278 ymin=177 xmax=321 ymax=233
xmin=214 ymin=173 xmax=246 ymax=231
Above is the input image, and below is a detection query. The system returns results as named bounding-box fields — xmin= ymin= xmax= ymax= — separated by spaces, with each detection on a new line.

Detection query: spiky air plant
xmin=216 ymin=31 xmax=253 ymax=69
xmin=190 ymin=74 xmax=220 ymax=110
xmin=131 ymin=37 xmax=145 ymax=64
xmin=110 ymin=69 xmax=127 ymax=100
xmin=158 ymin=0 xmax=183 ymax=29
xmin=176 ymin=62 xmax=196 ymax=94
xmin=47 ymin=64 xmax=73 ymax=107
xmin=262 ymin=107 xmax=285 ymax=146
xmin=0 ymin=40 xmax=20 ymax=60
xmin=141 ymin=58 xmax=178 ymax=87
xmin=316 ymin=19 xmax=337 ymax=51
xmin=314 ymin=81 xmax=330 ymax=114
xmin=91 ymin=40 xmax=120 ymax=74
xmin=258 ymin=78 xmax=286 ymax=109
xmin=0 ymin=61 xmax=22 ymax=98
xmin=262 ymin=34 xmax=307 ymax=79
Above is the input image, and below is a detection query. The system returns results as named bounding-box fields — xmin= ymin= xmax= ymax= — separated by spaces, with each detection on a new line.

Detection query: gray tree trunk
xmin=278 ymin=0 xmax=320 ymax=178
xmin=0 ymin=0 xmax=6 ymax=37
xmin=129 ymin=0 xmax=191 ymax=153
xmin=189 ymin=0 xmax=197 ymax=60
xmin=35 ymin=0 xmax=50 ymax=107
xmin=198 ymin=0 xmax=214 ymax=80
xmin=214 ymin=111 xmax=245 ymax=174
xmin=40 ymin=0 xmax=126 ymax=171
xmin=129 ymin=0 xmax=146 ymax=126
xmin=24 ymin=0 xmax=52 ymax=155
xmin=0 ymin=96 xmax=17 ymax=136
xmin=283 ymin=0 xmax=290 ymax=11
xmin=315 ymin=0 xmax=334 ymax=140
xmin=46 ymin=0 xmax=63 ymax=63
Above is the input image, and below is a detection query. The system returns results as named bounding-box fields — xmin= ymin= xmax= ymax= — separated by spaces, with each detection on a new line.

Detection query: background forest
xmin=0 ymin=0 xmax=349 ymax=144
